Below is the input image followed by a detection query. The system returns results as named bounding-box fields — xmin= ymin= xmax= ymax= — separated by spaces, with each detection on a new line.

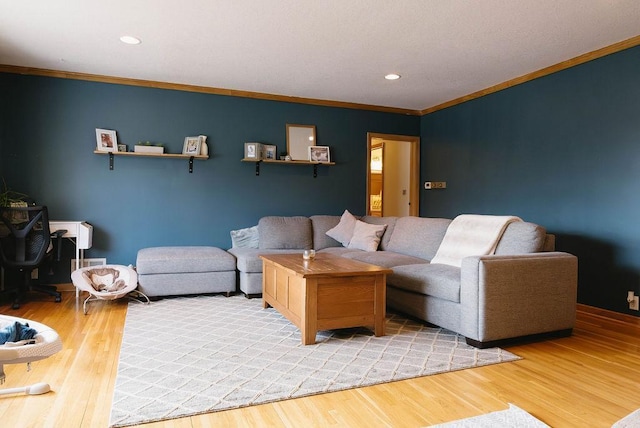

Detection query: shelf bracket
xmin=188 ymin=156 xmax=194 ymax=173
xmin=255 ymin=162 xmax=260 ymax=176
xmin=109 ymin=153 xmax=114 ymax=170
xmin=313 ymin=164 xmax=318 ymax=178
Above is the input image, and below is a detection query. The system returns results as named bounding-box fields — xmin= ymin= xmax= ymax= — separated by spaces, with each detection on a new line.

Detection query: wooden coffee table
xmin=260 ymin=253 xmax=392 ymax=345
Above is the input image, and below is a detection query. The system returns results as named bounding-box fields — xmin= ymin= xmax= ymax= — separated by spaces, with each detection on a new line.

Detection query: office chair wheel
xmin=11 ymin=302 xmax=21 ymax=310
xmin=54 ymin=296 xmax=61 ymax=303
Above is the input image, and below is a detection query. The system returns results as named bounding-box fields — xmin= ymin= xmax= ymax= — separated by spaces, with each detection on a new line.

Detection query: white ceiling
xmin=1 ymin=1 xmax=639 ymax=112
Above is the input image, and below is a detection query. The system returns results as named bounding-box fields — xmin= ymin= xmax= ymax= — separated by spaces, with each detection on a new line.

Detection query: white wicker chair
xmin=71 ymin=264 xmax=149 ymax=314
xmin=0 ymin=315 xmax=62 ymax=395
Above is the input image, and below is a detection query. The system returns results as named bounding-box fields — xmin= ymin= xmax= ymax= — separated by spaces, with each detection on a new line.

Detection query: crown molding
xmin=0 ymin=65 xmax=421 ymax=116
xmin=3 ymin=34 xmax=639 ymax=118
xmin=420 ymin=34 xmax=640 ymax=115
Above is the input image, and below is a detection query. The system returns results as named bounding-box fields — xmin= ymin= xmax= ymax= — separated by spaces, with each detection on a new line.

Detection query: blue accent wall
xmin=421 ymin=45 xmax=640 ymax=316
xmin=0 ymin=73 xmax=419 ymax=268
xmin=2 ymin=44 xmax=639 ymax=316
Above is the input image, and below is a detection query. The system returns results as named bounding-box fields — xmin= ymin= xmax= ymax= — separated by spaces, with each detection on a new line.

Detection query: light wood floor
xmin=0 ymin=289 xmax=639 ymax=428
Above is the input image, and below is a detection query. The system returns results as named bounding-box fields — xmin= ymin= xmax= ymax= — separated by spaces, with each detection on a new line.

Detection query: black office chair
xmin=0 ymin=205 xmax=64 ymax=309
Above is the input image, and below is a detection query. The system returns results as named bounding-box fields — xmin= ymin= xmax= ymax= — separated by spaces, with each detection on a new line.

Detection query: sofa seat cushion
xmin=386 ymin=217 xmax=451 ymax=260
xmin=342 ymin=251 xmax=427 ymax=269
xmin=136 ymin=246 xmax=235 ymax=274
xmin=317 ymin=247 xmax=363 ymax=257
xmin=228 ymin=248 xmax=303 ymax=273
xmin=388 ymin=263 xmax=461 ymax=303
xmin=258 ymin=216 xmax=312 ymax=249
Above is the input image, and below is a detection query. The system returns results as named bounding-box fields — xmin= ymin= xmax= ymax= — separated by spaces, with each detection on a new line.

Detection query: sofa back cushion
xmin=494 ymin=221 xmax=546 ymax=254
xmin=258 ymin=216 xmax=312 ymax=249
xmin=361 ymin=216 xmax=397 ymax=250
xmin=387 ymin=217 xmax=452 ymax=260
xmin=310 ymin=215 xmax=342 ymax=250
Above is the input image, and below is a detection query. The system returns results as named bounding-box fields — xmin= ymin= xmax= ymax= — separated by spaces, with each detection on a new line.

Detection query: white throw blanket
xmin=430 ymin=215 xmax=522 ymax=267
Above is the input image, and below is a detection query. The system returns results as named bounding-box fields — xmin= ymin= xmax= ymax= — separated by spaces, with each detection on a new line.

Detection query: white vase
xmin=199 ymin=135 xmax=208 ymax=155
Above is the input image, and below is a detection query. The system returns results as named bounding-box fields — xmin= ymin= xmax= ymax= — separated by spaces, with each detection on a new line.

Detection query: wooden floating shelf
xmin=241 ymin=158 xmax=335 ymax=177
xmin=241 ymin=158 xmax=334 ymax=165
xmin=95 ymin=150 xmax=208 ymax=160
xmin=94 ymin=150 xmax=208 ymax=173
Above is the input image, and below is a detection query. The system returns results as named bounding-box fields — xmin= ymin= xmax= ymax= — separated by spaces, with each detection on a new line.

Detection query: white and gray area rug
xmin=429 ymin=403 xmax=550 ymax=427
xmin=109 ymin=295 xmax=521 ymax=427
xmin=613 ymin=408 xmax=640 ymax=428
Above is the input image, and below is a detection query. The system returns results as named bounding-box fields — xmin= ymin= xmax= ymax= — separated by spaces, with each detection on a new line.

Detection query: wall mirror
xmin=286 ymin=124 xmax=316 ymax=160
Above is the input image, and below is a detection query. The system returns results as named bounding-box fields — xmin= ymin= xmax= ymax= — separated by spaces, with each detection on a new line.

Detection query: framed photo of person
xmin=183 ymin=136 xmax=201 ymax=155
xmin=309 ymin=146 xmax=330 ymax=163
xmin=95 ymin=128 xmax=118 ymax=152
xmin=244 ymin=142 xmax=262 ymax=160
xmin=264 ymin=145 xmax=277 ymax=160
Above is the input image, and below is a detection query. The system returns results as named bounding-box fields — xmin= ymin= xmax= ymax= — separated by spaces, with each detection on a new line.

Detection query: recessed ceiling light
xmin=120 ymin=35 xmax=141 ymax=45
xmin=384 ymin=73 xmax=401 ymax=80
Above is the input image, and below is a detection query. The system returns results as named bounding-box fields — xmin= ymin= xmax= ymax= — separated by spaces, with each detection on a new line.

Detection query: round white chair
xmin=71 ymin=264 xmax=149 ymax=314
xmin=0 ymin=315 xmax=62 ymax=395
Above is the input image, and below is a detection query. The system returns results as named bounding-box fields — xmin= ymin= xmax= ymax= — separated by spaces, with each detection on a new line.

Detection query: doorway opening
xmin=366 ymin=133 xmax=420 ymax=217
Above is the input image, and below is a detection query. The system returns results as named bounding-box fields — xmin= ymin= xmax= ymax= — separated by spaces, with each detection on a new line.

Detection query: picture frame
xmin=309 ymin=146 xmax=330 ymax=163
xmin=117 ymin=144 xmax=127 ymax=153
xmin=95 ymin=128 xmax=118 ymax=152
xmin=244 ymin=142 xmax=262 ymax=160
xmin=286 ymin=124 xmax=316 ymax=160
xmin=264 ymin=145 xmax=277 ymax=160
xmin=183 ymin=136 xmax=201 ymax=155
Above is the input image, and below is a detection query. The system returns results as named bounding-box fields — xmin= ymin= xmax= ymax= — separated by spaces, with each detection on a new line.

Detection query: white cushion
xmin=325 ymin=210 xmax=357 ymax=246
xmin=347 ymin=220 xmax=387 ymax=252
xmin=230 ymin=225 xmax=259 ymax=248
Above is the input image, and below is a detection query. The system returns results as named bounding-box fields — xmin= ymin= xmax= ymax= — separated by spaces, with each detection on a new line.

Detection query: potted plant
xmin=134 ymin=141 xmax=165 ymax=154
xmin=0 ymin=179 xmax=28 ymax=207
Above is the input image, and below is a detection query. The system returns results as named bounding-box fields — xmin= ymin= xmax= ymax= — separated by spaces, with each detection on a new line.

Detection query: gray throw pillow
xmin=230 ymin=225 xmax=259 ymax=248
xmin=325 ymin=210 xmax=357 ymax=246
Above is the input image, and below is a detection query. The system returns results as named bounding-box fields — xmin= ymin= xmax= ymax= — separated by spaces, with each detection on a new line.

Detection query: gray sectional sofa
xmin=227 ymin=214 xmax=578 ymax=348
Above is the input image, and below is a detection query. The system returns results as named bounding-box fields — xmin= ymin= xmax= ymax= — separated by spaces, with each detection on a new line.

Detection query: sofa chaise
xmin=227 ymin=213 xmax=578 ymax=348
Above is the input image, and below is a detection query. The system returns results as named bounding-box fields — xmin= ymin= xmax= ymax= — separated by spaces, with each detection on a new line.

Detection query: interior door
xmin=366 ymin=133 xmax=420 ymax=217
xmin=369 ymin=144 xmax=384 ymax=216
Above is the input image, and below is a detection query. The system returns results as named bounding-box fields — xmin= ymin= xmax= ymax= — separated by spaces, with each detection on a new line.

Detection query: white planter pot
xmin=134 ymin=145 xmax=164 ymax=154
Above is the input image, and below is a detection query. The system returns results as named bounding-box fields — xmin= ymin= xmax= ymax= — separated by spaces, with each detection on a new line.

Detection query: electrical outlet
xmin=424 ymin=181 xmax=446 ymax=190
xmin=628 ymin=291 xmax=639 ymax=310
